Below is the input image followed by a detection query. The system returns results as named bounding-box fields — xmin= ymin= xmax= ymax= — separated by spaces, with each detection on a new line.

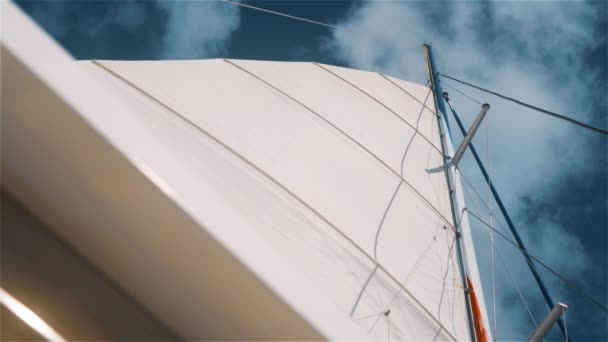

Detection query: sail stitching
xmin=312 ymin=62 xmax=443 ymax=154
xmin=222 ymin=59 xmax=459 ymax=235
xmin=222 ymin=60 xmax=398 ymax=176
xmin=378 ymin=73 xmax=437 ymax=115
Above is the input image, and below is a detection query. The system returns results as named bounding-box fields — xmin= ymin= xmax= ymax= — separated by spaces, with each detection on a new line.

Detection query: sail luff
xmin=423 ymin=43 xmax=488 ymax=341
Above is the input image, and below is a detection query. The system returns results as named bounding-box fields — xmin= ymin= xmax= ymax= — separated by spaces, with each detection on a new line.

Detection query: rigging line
xmin=563 ymin=309 xmax=568 ymax=342
xmin=438 ymin=79 xmax=483 ymax=105
xmin=438 ymin=73 xmax=608 ymax=135
xmin=460 ymin=174 xmax=539 ymax=329
xmin=466 ymin=209 xmax=608 ymax=313
xmin=387 ymin=315 xmax=390 ymax=342
xmin=444 ymin=96 xmax=570 ymax=339
xmin=354 ymin=312 xmax=383 ymax=321
xmin=486 ymin=104 xmax=497 ymax=341
xmin=313 ymin=62 xmax=443 ymax=154
xmin=224 ymin=59 xmax=459 ymax=236
xmin=459 ymin=169 xmax=515 ymax=242
xmin=374 ymin=181 xmax=402 ymax=260
xmin=379 ymin=73 xmax=437 ymax=115
xmin=220 ymin=0 xmax=343 ymax=30
xmin=368 ymin=224 xmax=445 ymax=334
xmin=92 ymin=59 xmax=458 ymax=340
xmin=381 ymin=224 xmax=446 ymax=312
xmin=494 ymin=237 xmax=539 ymax=329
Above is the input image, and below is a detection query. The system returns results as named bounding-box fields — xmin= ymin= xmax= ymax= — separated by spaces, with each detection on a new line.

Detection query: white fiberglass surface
xmin=82 ymin=59 xmax=470 ymax=340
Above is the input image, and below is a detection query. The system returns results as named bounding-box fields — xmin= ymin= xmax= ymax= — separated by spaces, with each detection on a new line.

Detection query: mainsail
xmin=2 ymin=2 xmax=491 ymax=340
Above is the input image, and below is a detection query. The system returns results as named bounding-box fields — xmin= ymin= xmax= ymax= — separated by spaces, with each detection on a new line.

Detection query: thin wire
xmin=486 ymin=101 xmax=497 ymax=341
xmin=466 ymin=209 xmax=608 ymax=312
xmin=459 ymin=169 xmax=515 ymax=242
xmin=460 ymin=175 xmax=539 ymax=330
xmin=220 ymin=0 xmax=343 ymax=30
xmin=563 ymin=309 xmax=568 ymax=342
xmin=387 ymin=315 xmax=390 ymax=342
xmin=438 ymin=73 xmax=608 ymax=135
xmin=494 ymin=241 xmax=539 ymax=328
xmin=385 ymin=225 xmax=445 ymax=309
xmin=438 ymin=78 xmax=483 ymax=105
xmin=354 ymin=312 xmax=383 ymax=321
xmin=368 ymin=224 xmax=444 ymax=333
xmin=444 ymin=95 xmax=569 ymax=339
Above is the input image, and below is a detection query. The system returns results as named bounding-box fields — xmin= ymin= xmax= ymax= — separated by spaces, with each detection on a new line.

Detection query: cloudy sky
xmin=16 ymin=1 xmax=607 ymax=340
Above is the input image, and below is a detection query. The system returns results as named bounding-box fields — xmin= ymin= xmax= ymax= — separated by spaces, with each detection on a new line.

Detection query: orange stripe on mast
xmin=467 ymin=276 xmax=488 ymax=342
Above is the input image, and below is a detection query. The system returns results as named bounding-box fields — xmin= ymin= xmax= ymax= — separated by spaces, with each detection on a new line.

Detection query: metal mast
xmin=423 ymin=44 xmax=478 ymax=341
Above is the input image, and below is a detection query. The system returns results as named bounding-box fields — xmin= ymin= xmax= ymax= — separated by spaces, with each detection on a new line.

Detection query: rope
xmin=438 ymin=73 xmax=608 ymax=135
xmin=466 ymin=209 xmax=608 ymax=313
xmin=220 ymin=0 xmax=343 ymax=30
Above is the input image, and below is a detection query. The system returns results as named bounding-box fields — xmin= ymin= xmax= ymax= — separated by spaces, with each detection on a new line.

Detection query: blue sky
xmin=16 ymin=1 xmax=607 ymax=340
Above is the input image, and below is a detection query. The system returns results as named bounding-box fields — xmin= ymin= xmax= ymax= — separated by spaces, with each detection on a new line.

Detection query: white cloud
xmin=159 ymin=1 xmax=240 ymax=59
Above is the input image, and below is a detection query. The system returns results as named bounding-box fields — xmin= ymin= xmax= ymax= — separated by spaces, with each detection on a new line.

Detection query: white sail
xmin=2 ymin=2 xmax=488 ymax=340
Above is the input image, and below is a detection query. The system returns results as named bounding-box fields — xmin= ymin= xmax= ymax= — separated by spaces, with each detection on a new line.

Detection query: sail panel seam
xmin=312 ymin=62 xmax=443 ymax=154
xmin=222 ymin=59 xmax=459 ymax=235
